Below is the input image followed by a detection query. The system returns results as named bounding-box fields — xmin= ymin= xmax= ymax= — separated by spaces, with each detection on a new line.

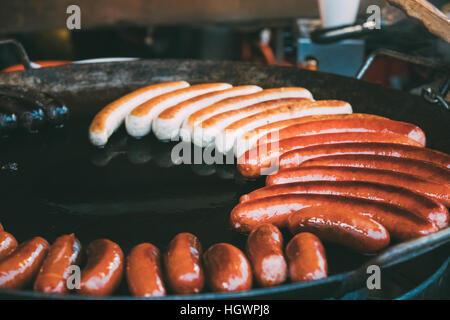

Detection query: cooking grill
xmin=0 ymin=59 xmax=448 ymax=299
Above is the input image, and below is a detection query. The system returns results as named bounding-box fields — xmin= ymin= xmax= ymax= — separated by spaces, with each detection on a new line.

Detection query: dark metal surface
xmin=0 ymin=59 xmax=448 ymax=299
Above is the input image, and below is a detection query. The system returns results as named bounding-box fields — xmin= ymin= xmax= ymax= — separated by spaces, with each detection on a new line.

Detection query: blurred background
xmin=0 ymin=0 xmax=449 ymax=94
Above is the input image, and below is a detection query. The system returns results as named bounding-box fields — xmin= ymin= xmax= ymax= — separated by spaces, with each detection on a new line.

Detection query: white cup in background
xmin=318 ymin=0 xmax=361 ymax=28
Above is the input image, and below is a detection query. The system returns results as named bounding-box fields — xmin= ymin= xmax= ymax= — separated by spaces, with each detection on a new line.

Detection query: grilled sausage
xmin=180 ymin=88 xmax=313 ymax=144
xmin=164 ymin=233 xmax=204 ymax=294
xmin=0 ymin=237 xmax=49 ymax=289
xmin=154 ymin=85 xmax=262 ymax=141
xmin=203 ymin=243 xmax=252 ymax=292
xmin=257 ymin=118 xmax=426 ymax=147
xmin=126 ymin=83 xmax=231 ymax=139
xmin=0 ymin=231 xmax=18 ymax=262
xmin=216 ymin=100 xmax=354 ymax=154
xmin=288 ymin=207 xmax=390 ymax=252
xmin=300 ymin=154 xmax=450 ymax=187
xmin=285 ymin=233 xmax=327 ymax=283
xmin=234 ymin=113 xmax=386 ymax=158
xmin=126 ymin=243 xmax=166 ymax=297
xmin=0 ymin=95 xmax=45 ymax=133
xmin=90 ymin=81 xmax=190 ymax=146
xmin=34 ymin=234 xmax=82 ymax=294
xmin=240 ymin=181 xmax=449 ymax=229
xmin=230 ymin=194 xmax=438 ymax=240
xmin=266 ymin=166 xmax=450 ymax=207
xmin=279 ymin=142 xmax=450 ymax=169
xmin=246 ymin=224 xmax=287 ymax=287
xmin=79 ymin=239 xmax=124 ymax=296
xmin=237 ymin=132 xmax=423 ymax=178
xmin=200 ymin=97 xmax=313 ymax=149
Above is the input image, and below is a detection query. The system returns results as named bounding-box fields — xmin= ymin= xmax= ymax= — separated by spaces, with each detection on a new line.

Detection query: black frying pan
xmin=0 ymin=60 xmax=448 ymax=299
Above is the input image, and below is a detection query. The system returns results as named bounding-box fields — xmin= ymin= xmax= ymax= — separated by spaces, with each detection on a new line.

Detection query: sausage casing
xmin=240 ymin=180 xmax=449 ymax=229
xmin=164 ymin=233 xmax=204 ymax=294
xmin=33 ymin=234 xmax=82 ymax=294
xmin=230 ymin=194 xmax=438 ymax=240
xmin=0 ymin=231 xmax=18 ymax=262
xmin=288 ymin=207 xmax=390 ymax=252
xmin=79 ymin=239 xmax=124 ymax=296
xmin=246 ymin=224 xmax=287 ymax=287
xmin=300 ymin=154 xmax=450 ymax=186
xmin=0 ymin=237 xmax=49 ymax=289
xmin=285 ymin=233 xmax=327 ymax=283
xmin=126 ymin=243 xmax=166 ymax=297
xmin=265 ymin=166 xmax=450 ymax=207
xmin=203 ymin=243 xmax=252 ymax=292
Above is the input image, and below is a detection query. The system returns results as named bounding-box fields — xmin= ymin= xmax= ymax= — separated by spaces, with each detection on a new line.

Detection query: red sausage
xmin=0 ymin=237 xmax=49 ymax=289
xmin=164 ymin=233 xmax=204 ymax=294
xmin=285 ymin=233 xmax=327 ymax=283
xmin=265 ymin=166 xmax=450 ymax=207
xmin=288 ymin=207 xmax=390 ymax=253
xmin=126 ymin=243 xmax=166 ymax=297
xmin=230 ymin=194 xmax=438 ymax=240
xmin=203 ymin=243 xmax=252 ymax=293
xmin=237 ymin=132 xmax=423 ymax=177
xmin=258 ymin=118 xmax=426 ymax=146
xmin=0 ymin=232 xmax=18 ymax=262
xmin=246 ymin=224 xmax=287 ymax=287
xmin=240 ymin=181 xmax=449 ymax=229
xmin=34 ymin=234 xmax=82 ymax=294
xmin=300 ymin=154 xmax=450 ymax=186
xmin=279 ymin=142 xmax=450 ymax=169
xmin=79 ymin=239 xmax=124 ymax=297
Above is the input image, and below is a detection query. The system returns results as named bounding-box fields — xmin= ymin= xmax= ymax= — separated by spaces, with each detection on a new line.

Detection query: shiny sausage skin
xmin=288 ymin=207 xmax=390 ymax=253
xmin=246 ymin=224 xmax=287 ymax=287
xmin=0 ymin=107 xmax=18 ymax=135
xmin=300 ymin=154 xmax=450 ymax=187
xmin=79 ymin=239 xmax=124 ymax=297
xmin=257 ymin=118 xmax=426 ymax=147
xmin=0 ymin=231 xmax=18 ymax=261
xmin=164 ymin=233 xmax=204 ymax=294
xmin=240 ymin=181 xmax=449 ymax=229
xmin=279 ymin=142 xmax=450 ymax=170
xmin=285 ymin=233 xmax=327 ymax=283
xmin=203 ymin=243 xmax=252 ymax=292
xmin=230 ymin=194 xmax=437 ymax=240
xmin=0 ymin=237 xmax=49 ymax=289
xmin=237 ymin=132 xmax=422 ymax=178
xmin=34 ymin=234 xmax=82 ymax=294
xmin=126 ymin=243 xmax=166 ymax=297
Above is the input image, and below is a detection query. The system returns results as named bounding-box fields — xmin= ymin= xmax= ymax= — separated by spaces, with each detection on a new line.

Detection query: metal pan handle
xmin=0 ymin=39 xmax=35 ymax=70
xmin=334 ymin=227 xmax=450 ymax=299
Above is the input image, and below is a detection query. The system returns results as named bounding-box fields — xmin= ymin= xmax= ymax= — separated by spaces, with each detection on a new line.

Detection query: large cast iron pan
xmin=0 ymin=60 xmax=448 ymax=299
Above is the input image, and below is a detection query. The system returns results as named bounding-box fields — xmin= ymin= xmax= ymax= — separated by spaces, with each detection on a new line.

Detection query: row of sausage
xmin=0 ymin=223 xmax=328 ymax=297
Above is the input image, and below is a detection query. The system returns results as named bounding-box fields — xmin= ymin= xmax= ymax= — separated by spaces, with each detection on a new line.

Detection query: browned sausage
xmin=246 ymin=224 xmax=287 ymax=287
xmin=288 ymin=207 xmax=390 ymax=252
xmin=0 ymin=231 xmax=18 ymax=262
xmin=203 ymin=243 xmax=252 ymax=292
xmin=237 ymin=132 xmax=423 ymax=178
xmin=265 ymin=166 xmax=450 ymax=207
xmin=164 ymin=233 xmax=204 ymax=294
xmin=126 ymin=243 xmax=166 ymax=297
xmin=230 ymin=194 xmax=438 ymax=240
xmin=300 ymin=154 xmax=450 ymax=186
xmin=279 ymin=142 xmax=450 ymax=169
xmin=285 ymin=233 xmax=327 ymax=283
xmin=258 ymin=118 xmax=426 ymax=147
xmin=79 ymin=239 xmax=124 ymax=297
xmin=240 ymin=181 xmax=449 ymax=229
xmin=34 ymin=234 xmax=82 ymax=294
xmin=0 ymin=237 xmax=49 ymax=289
